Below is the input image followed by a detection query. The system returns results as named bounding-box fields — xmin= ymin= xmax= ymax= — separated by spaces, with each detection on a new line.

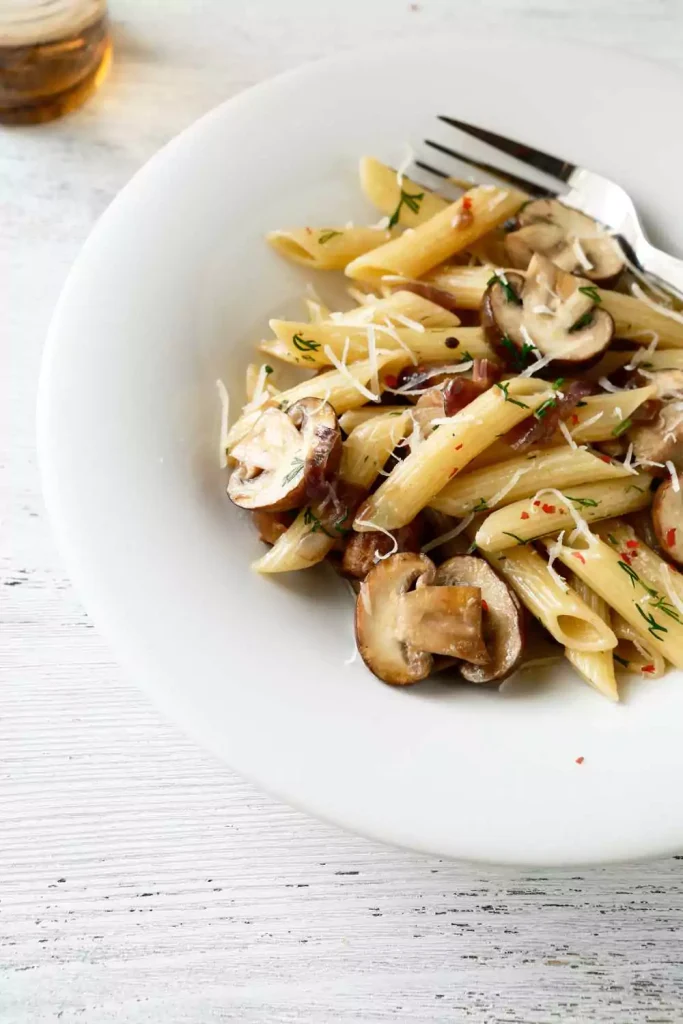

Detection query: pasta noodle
xmin=430 ymin=448 xmax=631 ymax=517
xmin=354 ymin=379 xmax=555 ymax=532
xmin=359 ymin=156 xmax=449 ymax=226
xmin=475 ymin=473 xmax=652 ymax=552
xmin=564 ymin=572 xmax=618 ymax=700
xmin=345 ymin=186 xmax=525 ymax=282
xmin=267 ymin=225 xmax=393 ymax=270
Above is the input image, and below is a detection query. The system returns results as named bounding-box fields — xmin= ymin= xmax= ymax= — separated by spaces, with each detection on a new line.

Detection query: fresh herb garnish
xmin=281 ymin=456 xmax=305 ymax=486
xmin=612 ymin=417 xmax=633 ymax=437
xmin=627 ymin=484 xmax=645 ymax=493
xmin=292 ymin=332 xmax=321 ymax=353
xmin=618 ymin=559 xmax=640 ymax=587
xmin=564 ymin=495 xmax=599 ymax=508
xmin=534 ymin=397 xmax=557 ymax=420
xmin=636 ymin=604 xmax=667 ymax=641
xmin=466 ymin=541 xmax=478 ymax=555
xmin=264 ymin=365 xmax=274 ymax=374
xmin=502 ymin=531 xmax=528 ymax=545
xmin=494 ymin=381 xmax=529 ymax=409
xmin=318 ymin=230 xmax=342 ymax=244
xmin=487 ymin=273 xmax=522 ymax=305
xmin=552 ymin=377 xmax=566 ymax=390
xmin=459 ymin=350 xmax=474 ymax=363
xmin=614 ymin=654 xmax=630 ymax=668
xmin=607 ymin=534 xmax=618 ymax=546
xmin=501 ymin=336 xmax=535 ymax=371
xmin=649 ymin=594 xmax=683 ymax=624
xmin=578 ymin=285 xmax=602 ymax=304
xmin=472 ymin=497 xmax=489 ymax=513
xmin=569 ymin=312 xmax=594 ymax=333
xmin=388 ymin=188 xmax=425 ymax=228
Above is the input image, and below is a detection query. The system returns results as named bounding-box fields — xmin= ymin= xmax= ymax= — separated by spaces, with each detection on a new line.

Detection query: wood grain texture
xmin=3 ymin=1 xmax=683 ymax=1020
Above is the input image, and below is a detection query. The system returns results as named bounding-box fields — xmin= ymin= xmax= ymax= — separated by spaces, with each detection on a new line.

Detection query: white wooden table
xmin=4 ymin=2 xmax=683 ymax=1020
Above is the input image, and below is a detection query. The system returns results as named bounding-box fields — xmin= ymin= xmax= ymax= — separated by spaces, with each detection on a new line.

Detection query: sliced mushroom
xmin=434 ymin=556 xmax=524 ymax=683
xmin=482 ymin=255 xmax=614 ymax=370
xmin=252 ymin=509 xmax=295 ymax=545
xmin=652 ymin=472 xmax=683 ymax=566
xmin=342 ymin=517 xmax=423 ymax=579
xmin=506 ymin=199 xmax=624 ymax=284
xmin=355 ymin=553 xmax=488 ymax=685
xmin=228 ymin=398 xmax=341 ymax=511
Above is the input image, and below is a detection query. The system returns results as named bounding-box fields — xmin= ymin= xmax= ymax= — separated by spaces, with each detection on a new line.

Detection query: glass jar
xmin=0 ymin=0 xmax=110 ymax=124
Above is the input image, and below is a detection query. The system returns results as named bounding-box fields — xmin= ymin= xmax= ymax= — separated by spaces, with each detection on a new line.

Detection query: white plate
xmin=38 ymin=34 xmax=683 ymax=866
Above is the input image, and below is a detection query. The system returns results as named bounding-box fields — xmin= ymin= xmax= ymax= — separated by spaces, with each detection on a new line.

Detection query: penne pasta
xmin=430 ymin=447 xmax=631 ymax=517
xmin=594 ymin=519 xmax=683 ymax=610
xmin=345 ymin=186 xmax=525 ymax=283
xmin=359 ymin=156 xmax=448 ymax=226
xmin=568 ymin=386 xmax=657 ymax=442
xmin=267 ymin=226 xmax=394 ymax=270
xmin=481 ymin=545 xmax=617 ymax=652
xmin=305 ymin=297 xmax=331 ymax=322
xmin=262 ymin=320 xmax=492 ymax=368
xmin=475 ymin=473 xmax=652 ymax=553
xmin=340 ymin=289 xmax=461 ymax=328
xmin=275 ymin=350 xmax=409 ymax=414
xmin=542 ymin=534 xmax=683 ymax=669
xmin=586 ymin=347 xmax=683 ymax=381
xmin=611 ymin=612 xmax=667 ymax=679
xmin=564 ymin=573 xmax=618 ymax=701
xmin=354 ymin=379 xmax=554 ymax=532
xmin=339 ymin=406 xmax=411 ymax=433
xmin=253 ymin=411 xmax=411 ymax=573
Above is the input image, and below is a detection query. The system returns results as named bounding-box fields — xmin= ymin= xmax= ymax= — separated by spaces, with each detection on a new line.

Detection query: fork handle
xmin=632 ymin=239 xmax=683 ymax=301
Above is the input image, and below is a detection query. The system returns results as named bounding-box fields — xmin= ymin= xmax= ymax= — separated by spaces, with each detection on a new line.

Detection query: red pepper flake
xmin=481 ymin=599 xmax=489 ymax=612
xmin=533 ymin=500 xmax=541 ymax=507
xmin=454 ymin=443 xmax=463 ymax=451
xmin=462 ymin=195 xmax=473 ymax=211
xmin=384 ymin=374 xmax=398 ymax=388
xmin=621 ymin=552 xmax=633 ymax=565
xmin=598 ymin=455 xmax=612 ymax=463
xmin=626 ymin=540 xmax=639 ymax=550
xmin=575 ymin=756 xmax=584 ymax=765
xmin=520 ymin=511 xmax=530 ymax=520
xmin=667 ymin=528 xmax=677 ymax=548
xmin=571 ymin=414 xmax=579 ymax=425
xmin=642 ymin=664 xmax=656 ymax=674
xmin=542 ymin=503 xmax=556 ymax=514
xmin=572 ymin=552 xmax=586 ymax=564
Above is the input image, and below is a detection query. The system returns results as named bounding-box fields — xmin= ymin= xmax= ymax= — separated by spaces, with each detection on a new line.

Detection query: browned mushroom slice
xmin=480 ymin=270 xmax=526 ymax=360
xmin=228 ymin=398 xmax=341 ymax=512
xmin=519 ymin=255 xmax=615 ymax=368
xmin=252 ymin=509 xmax=295 ymax=545
xmin=342 ymin=517 xmax=423 ymax=579
xmin=631 ymin=404 xmax=683 ymax=469
xmin=435 ymin=556 xmax=524 ymax=683
xmin=506 ymin=199 xmax=625 ymax=284
xmin=355 ymin=553 xmax=488 ymax=685
xmin=652 ymin=473 xmax=683 ymax=566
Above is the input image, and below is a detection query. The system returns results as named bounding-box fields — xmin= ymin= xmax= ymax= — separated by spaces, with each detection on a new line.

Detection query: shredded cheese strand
xmin=532 ymin=487 xmax=597 ymax=547
xmin=216 ymin=379 xmax=230 ymax=468
xmin=354 ymin=518 xmax=399 ymax=560
xmin=625 ymin=331 xmax=659 ymax=370
xmin=545 ymin=530 xmax=569 ymax=592
xmin=421 ymin=514 xmax=475 ymax=555
xmin=660 ymin=564 xmax=683 ymax=618
xmin=558 ymin=420 xmax=578 ymax=449
xmin=666 ymin=461 xmax=680 ymax=492
xmin=323 ymin=345 xmax=382 ymax=403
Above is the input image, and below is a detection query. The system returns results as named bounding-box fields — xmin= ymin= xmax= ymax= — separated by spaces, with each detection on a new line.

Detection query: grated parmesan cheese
xmin=377 ymin=319 xmax=419 ymax=365
xmin=421 ymin=514 xmax=475 ymax=555
xmin=545 ymin=530 xmax=569 ymax=591
xmin=666 ymin=461 xmax=680 ymax=492
xmin=532 ymin=304 xmax=555 ymax=316
xmin=660 ymin=563 xmax=683 ymax=618
xmin=216 ymin=379 xmax=230 ymax=468
xmin=572 ymin=237 xmax=593 ymax=271
xmin=486 ymin=468 xmax=531 ymax=509
xmin=366 ymin=323 xmax=380 ymax=395
xmin=532 ymin=487 xmax=597 ymax=547
xmin=558 ymin=420 xmax=578 ymax=449
xmin=613 ymin=407 xmax=623 ymax=421
xmin=575 ymin=410 xmax=603 ymax=432
xmin=354 ymin=517 xmax=399 ymax=560
xmin=323 ymin=344 xmax=382 ymax=403
xmin=625 ymin=331 xmax=659 ymax=370
xmin=598 ymin=377 xmax=624 ymax=394
xmin=632 ymin=283 xmax=683 ymax=326
xmin=392 ymin=313 xmax=426 ymax=333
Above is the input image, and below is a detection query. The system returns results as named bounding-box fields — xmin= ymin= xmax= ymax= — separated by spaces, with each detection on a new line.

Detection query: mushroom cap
xmin=507 ymin=199 xmax=625 ymax=284
xmin=355 ymin=553 xmax=436 ymax=685
xmin=435 ymin=556 xmax=525 ymax=683
xmin=483 ymin=255 xmax=614 ymax=370
xmin=652 ymin=473 xmax=683 ymax=566
xmin=342 ymin=517 xmax=423 ymax=580
xmin=228 ymin=398 xmax=341 ymax=512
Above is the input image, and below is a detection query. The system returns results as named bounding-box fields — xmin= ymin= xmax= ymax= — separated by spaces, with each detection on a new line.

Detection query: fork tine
xmin=437 ymin=115 xmax=575 ymax=183
xmin=422 ymin=140 xmax=555 ymax=199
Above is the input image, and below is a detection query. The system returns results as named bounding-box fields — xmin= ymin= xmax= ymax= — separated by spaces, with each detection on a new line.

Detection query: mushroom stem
xmin=396 ymin=585 xmax=490 ymax=663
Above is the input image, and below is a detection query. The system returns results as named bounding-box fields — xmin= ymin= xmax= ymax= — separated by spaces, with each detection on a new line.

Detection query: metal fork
xmin=414 ymin=115 xmax=683 ymax=300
